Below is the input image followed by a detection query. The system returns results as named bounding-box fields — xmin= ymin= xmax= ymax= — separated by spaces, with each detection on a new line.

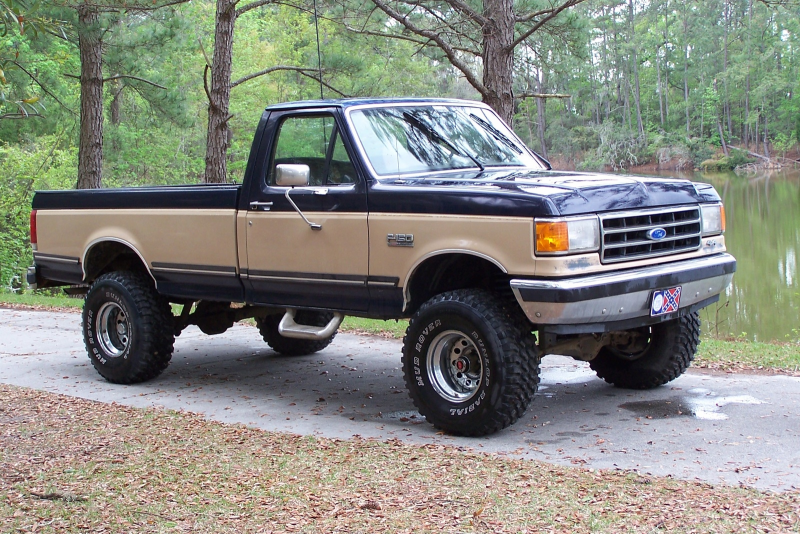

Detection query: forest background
xmin=1 ymin=0 xmax=799 ymax=291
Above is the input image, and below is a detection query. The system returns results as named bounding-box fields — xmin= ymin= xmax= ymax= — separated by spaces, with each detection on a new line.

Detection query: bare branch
xmin=102 ymin=75 xmax=167 ymax=89
xmin=0 ymin=112 xmax=43 ymax=120
xmin=369 ymin=0 xmax=487 ymax=96
xmin=342 ymin=24 xmax=478 ymax=56
xmin=236 ymin=0 xmax=275 ymax=18
xmin=437 ymin=0 xmax=487 ymax=26
xmin=230 ymin=65 xmax=349 ymax=98
xmin=10 ymin=60 xmax=76 ymax=115
xmin=71 ymin=0 xmax=190 ymax=13
xmin=515 ymin=92 xmax=571 ymax=99
xmin=198 ymin=37 xmax=212 ymax=68
xmin=297 ymin=71 xmax=350 ymax=98
xmin=231 ymin=65 xmax=316 ymax=88
xmin=516 ymin=6 xmax=560 ymax=24
xmin=203 ymin=64 xmax=213 ymax=106
xmin=510 ymin=0 xmax=588 ymax=50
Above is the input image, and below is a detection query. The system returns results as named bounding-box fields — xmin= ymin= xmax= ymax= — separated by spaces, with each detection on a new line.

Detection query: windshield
xmin=348 ymin=104 xmax=544 ymax=177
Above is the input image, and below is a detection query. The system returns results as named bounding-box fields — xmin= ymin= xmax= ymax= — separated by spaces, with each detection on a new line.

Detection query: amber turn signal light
xmin=535 ymin=221 xmax=569 ymax=253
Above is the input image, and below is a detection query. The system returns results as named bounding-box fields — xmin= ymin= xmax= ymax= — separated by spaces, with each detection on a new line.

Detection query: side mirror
xmin=275 ymin=164 xmax=310 ymax=187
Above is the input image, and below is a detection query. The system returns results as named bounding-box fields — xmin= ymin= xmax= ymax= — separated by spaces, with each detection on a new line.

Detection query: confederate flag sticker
xmin=651 ymin=286 xmax=682 ymax=316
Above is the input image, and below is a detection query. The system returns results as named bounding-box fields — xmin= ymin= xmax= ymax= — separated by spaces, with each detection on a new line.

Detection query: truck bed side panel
xmin=33 ymin=186 xmax=243 ymax=301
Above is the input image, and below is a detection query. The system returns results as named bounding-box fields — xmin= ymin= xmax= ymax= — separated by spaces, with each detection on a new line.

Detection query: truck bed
xmin=32 ymin=184 xmax=244 ymax=301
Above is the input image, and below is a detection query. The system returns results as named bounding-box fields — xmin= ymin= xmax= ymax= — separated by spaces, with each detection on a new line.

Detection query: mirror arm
xmin=284 ymin=188 xmax=327 ymax=230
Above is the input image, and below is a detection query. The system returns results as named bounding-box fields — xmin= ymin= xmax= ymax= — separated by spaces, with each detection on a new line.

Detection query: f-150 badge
xmin=387 ymin=233 xmax=414 ymax=247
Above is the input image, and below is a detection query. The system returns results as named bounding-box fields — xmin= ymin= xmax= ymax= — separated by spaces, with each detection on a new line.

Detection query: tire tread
xmin=402 ymin=289 xmax=540 ymax=437
xmin=83 ymin=271 xmax=174 ymax=384
xmin=590 ymin=312 xmax=700 ymax=389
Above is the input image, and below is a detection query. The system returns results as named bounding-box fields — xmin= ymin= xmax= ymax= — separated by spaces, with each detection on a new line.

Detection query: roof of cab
xmin=264 ymin=97 xmax=485 ymax=112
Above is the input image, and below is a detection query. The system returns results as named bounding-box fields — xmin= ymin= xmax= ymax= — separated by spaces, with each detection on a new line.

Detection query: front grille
xmin=600 ymin=206 xmax=701 ymax=264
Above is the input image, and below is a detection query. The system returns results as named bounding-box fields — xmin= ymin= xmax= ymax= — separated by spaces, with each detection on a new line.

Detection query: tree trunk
xmin=535 ymin=71 xmax=547 ymax=160
xmin=682 ymin=10 xmax=690 ymax=135
xmin=204 ymin=0 xmax=237 ymax=183
xmin=628 ymin=0 xmax=643 ymax=136
xmin=715 ymin=79 xmax=729 ymax=157
xmin=76 ymin=4 xmax=104 ymax=190
xmin=744 ymin=76 xmax=751 ymax=148
xmin=110 ymin=80 xmax=123 ymax=126
xmin=744 ymin=0 xmax=753 ymax=148
xmin=723 ymin=0 xmax=732 ymax=137
xmin=481 ymin=0 xmax=515 ymax=125
xmin=656 ymin=45 xmax=664 ymax=127
xmin=663 ymin=0 xmax=669 ymax=127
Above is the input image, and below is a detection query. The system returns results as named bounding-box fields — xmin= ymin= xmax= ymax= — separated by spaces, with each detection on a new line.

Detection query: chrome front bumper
xmin=511 ymin=253 xmax=736 ymax=334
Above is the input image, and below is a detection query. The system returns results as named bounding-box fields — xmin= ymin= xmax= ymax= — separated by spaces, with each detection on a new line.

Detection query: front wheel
xmin=402 ymin=290 xmax=540 ymax=437
xmin=589 ymin=312 xmax=701 ymax=389
xmin=82 ymin=271 xmax=175 ymax=384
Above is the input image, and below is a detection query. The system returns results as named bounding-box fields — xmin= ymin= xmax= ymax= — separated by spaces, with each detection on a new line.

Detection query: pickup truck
xmin=28 ymin=97 xmax=736 ymax=436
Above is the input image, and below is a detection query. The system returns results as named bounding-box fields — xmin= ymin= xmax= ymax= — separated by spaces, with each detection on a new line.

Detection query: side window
xmin=327 ymin=131 xmax=357 ymax=185
xmin=268 ymin=115 xmax=335 ymax=186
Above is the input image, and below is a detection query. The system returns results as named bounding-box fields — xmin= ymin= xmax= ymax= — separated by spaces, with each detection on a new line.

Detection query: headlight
xmin=535 ymin=216 xmax=600 ymax=255
xmin=701 ymin=203 xmax=726 ymax=236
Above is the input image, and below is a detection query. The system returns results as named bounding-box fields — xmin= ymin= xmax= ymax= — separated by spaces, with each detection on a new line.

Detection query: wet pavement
xmin=1 ymin=308 xmax=798 ymax=492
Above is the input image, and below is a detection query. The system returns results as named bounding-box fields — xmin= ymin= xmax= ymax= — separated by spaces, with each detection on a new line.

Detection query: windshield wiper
xmin=469 ymin=113 xmax=523 ymax=154
xmin=402 ymin=111 xmax=485 ymax=172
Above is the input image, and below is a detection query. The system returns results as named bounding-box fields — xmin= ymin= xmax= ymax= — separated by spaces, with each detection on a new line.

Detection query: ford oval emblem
xmin=647 ymin=228 xmax=668 ymax=240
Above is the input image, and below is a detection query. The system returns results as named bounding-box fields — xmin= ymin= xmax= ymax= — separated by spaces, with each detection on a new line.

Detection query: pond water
xmin=640 ymin=169 xmax=800 ymax=342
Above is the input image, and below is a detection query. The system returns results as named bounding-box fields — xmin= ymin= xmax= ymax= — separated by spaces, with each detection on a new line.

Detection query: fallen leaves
xmin=1 ymin=383 xmax=798 ymax=533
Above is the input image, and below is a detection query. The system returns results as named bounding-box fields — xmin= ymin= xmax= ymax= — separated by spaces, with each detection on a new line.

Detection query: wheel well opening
xmin=84 ymin=241 xmax=150 ymax=283
xmin=405 ymin=254 xmax=509 ymax=314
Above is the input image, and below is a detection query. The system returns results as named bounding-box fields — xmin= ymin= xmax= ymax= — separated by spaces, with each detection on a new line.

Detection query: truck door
xmin=242 ymin=109 xmax=370 ymax=311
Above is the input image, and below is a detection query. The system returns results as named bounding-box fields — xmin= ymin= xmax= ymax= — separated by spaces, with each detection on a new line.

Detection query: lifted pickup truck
xmin=29 ymin=98 xmax=736 ymax=436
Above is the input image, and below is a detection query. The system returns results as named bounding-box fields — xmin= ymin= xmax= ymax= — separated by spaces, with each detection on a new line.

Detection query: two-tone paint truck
xmin=28 ymin=98 xmax=736 ymax=436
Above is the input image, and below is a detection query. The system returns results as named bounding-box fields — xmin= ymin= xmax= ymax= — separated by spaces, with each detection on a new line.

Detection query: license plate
xmin=651 ymin=286 xmax=682 ymax=316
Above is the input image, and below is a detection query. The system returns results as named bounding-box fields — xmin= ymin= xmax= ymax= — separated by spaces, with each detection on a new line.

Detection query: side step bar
xmin=278 ymin=309 xmax=344 ymax=340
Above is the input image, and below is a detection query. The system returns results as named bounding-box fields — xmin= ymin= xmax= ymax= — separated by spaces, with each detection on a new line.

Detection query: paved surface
xmin=1 ymin=308 xmax=799 ymax=492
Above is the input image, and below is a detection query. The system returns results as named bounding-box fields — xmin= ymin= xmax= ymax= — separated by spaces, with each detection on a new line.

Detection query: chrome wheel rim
xmin=96 ymin=302 xmax=130 ymax=358
xmin=426 ymin=330 xmax=483 ymax=402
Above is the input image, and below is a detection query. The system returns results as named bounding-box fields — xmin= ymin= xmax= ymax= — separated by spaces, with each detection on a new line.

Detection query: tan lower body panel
xmin=36 ymin=209 xmax=239 ymax=280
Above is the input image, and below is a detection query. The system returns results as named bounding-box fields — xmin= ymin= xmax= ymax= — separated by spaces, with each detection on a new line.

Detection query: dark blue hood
xmin=368 ymin=169 xmax=720 ymax=217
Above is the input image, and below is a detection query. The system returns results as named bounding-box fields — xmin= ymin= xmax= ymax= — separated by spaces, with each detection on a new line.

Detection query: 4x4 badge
xmin=387 ymin=233 xmax=414 ymax=247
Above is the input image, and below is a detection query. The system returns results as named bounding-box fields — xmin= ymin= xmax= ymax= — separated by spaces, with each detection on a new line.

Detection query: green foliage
xmin=700 ymin=149 xmax=753 ymax=171
xmin=0 ymin=137 xmax=75 ymax=290
xmin=0 ymin=0 xmax=69 ymax=120
xmin=579 ymin=121 xmax=647 ymax=171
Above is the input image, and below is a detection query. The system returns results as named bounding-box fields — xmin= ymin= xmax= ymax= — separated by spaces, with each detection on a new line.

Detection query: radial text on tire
xmin=402 ymin=289 xmax=540 ymax=437
xmin=82 ymin=271 xmax=175 ymax=384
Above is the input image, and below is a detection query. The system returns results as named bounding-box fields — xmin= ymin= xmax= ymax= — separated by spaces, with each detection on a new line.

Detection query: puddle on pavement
xmin=620 ymin=398 xmax=689 ymax=418
xmin=620 ymin=391 xmax=765 ymax=420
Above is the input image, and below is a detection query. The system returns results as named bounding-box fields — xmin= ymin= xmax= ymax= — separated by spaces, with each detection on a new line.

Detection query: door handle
xmin=249 ymin=201 xmax=274 ymax=211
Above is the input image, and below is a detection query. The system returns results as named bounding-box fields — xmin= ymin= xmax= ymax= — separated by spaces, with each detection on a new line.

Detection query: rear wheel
xmin=255 ymin=310 xmax=337 ymax=356
xmin=82 ymin=271 xmax=174 ymax=384
xmin=402 ymin=289 xmax=539 ymax=436
xmin=589 ymin=312 xmax=700 ymax=389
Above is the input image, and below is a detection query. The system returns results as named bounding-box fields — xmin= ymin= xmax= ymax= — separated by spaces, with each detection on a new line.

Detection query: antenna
xmin=313 ymin=0 xmax=324 ymax=100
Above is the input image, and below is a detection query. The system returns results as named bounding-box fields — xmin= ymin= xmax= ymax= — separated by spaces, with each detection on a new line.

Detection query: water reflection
xmin=634 ymin=169 xmax=800 ymax=341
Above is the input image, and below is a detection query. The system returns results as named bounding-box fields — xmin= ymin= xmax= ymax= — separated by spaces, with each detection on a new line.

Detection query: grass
xmin=695 ymin=337 xmax=800 ymax=374
xmin=3 ymin=291 xmax=799 ymax=375
xmin=0 ymin=290 xmax=82 ymax=310
xmin=341 ymin=316 xmax=408 ymax=338
xmin=1 ymin=384 xmax=798 ymax=533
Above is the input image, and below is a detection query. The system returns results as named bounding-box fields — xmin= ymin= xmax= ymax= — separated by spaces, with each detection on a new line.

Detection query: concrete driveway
xmin=1 ymin=307 xmax=798 ymax=492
